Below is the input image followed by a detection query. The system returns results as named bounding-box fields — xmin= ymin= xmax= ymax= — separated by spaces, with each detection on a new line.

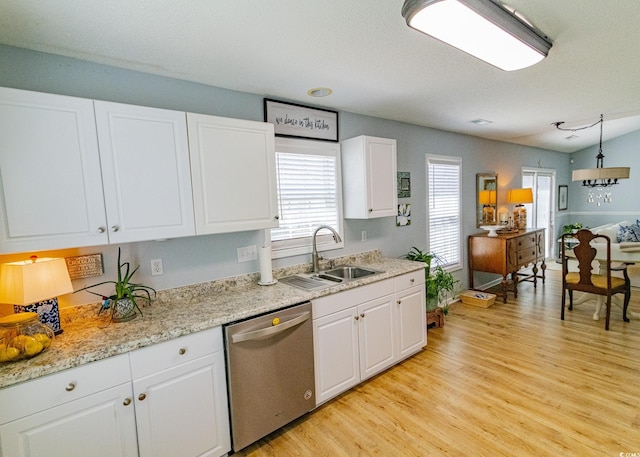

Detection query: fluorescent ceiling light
xmin=402 ymin=0 xmax=552 ymax=71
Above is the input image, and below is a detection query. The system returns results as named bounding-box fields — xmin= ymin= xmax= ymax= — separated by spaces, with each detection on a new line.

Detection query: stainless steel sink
xmin=279 ymin=265 xmax=381 ymax=291
xmin=321 ymin=265 xmax=378 ymax=280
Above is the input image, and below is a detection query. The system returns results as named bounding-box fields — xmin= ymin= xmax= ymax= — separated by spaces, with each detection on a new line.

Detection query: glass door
xmin=522 ymin=168 xmax=555 ymax=258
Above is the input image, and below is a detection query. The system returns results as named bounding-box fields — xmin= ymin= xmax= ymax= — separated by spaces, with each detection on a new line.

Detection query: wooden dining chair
xmin=561 ymin=229 xmax=630 ymax=330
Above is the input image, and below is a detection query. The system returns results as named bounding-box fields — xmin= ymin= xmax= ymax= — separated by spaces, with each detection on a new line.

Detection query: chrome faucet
xmin=312 ymin=225 xmax=342 ymax=273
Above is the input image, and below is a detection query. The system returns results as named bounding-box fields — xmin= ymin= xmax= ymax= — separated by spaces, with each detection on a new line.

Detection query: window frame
xmin=270 ymin=137 xmax=344 ymax=259
xmin=426 ymin=154 xmax=463 ymax=271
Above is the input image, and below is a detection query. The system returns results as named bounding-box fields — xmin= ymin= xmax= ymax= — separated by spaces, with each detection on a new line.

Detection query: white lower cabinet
xmin=0 ymin=354 xmax=138 ymax=457
xmin=313 ymin=273 xmax=426 ymax=406
xmin=130 ymin=328 xmax=230 ymax=457
xmin=0 ymin=328 xmax=230 ymax=457
xmin=394 ymin=270 xmax=427 ymax=359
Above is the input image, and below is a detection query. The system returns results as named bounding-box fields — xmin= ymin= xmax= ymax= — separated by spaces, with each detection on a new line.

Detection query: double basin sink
xmin=280 ymin=266 xmax=382 ymax=291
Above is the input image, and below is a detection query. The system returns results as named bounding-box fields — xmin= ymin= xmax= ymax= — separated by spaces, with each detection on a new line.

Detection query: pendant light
xmin=554 ymin=114 xmax=630 ymax=205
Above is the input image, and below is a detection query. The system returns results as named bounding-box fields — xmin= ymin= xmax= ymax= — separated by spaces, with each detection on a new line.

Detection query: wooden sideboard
xmin=468 ymin=228 xmax=546 ymax=303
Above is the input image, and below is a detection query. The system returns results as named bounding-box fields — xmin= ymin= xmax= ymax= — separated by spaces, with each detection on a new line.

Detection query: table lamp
xmin=507 ymin=188 xmax=533 ymax=231
xmin=478 ymin=189 xmax=496 ymax=224
xmin=0 ymin=256 xmax=73 ymax=334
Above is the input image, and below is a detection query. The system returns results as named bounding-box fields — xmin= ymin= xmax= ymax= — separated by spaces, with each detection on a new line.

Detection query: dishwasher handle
xmin=231 ymin=311 xmax=311 ymax=343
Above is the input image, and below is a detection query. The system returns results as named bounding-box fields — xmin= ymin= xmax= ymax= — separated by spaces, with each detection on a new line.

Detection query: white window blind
xmin=271 ymin=138 xmax=343 ymax=257
xmin=427 ymin=155 xmax=462 ymax=269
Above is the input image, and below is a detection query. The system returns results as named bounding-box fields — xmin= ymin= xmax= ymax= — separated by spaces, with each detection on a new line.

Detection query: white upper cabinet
xmin=341 ymin=135 xmax=398 ymax=219
xmin=0 ymin=87 xmax=109 ymax=252
xmin=94 ymin=101 xmax=195 ymax=243
xmin=187 ymin=113 xmax=279 ymax=234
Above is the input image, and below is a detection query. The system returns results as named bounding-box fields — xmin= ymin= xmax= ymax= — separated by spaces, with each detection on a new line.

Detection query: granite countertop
xmin=0 ymin=251 xmax=425 ymax=389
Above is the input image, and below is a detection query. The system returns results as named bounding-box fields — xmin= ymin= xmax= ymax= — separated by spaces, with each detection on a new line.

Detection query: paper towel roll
xmin=258 ymin=245 xmax=276 ymax=285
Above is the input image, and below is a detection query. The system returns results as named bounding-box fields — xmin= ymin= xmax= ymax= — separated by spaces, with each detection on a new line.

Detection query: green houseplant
xmin=407 ymin=247 xmax=459 ymax=315
xmin=76 ymin=248 xmax=156 ymax=322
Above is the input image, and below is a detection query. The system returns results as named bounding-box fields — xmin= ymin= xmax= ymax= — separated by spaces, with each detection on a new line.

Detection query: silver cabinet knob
xmin=354 ymin=316 xmax=359 ymax=321
xmin=111 ymin=225 xmax=119 ymax=232
xmin=360 ymin=313 xmax=365 ymax=318
xmin=65 ymin=382 xmax=76 ymax=392
xmin=97 ymin=227 xmax=106 ymax=233
xmin=274 ymin=215 xmax=280 ymax=220
xmin=178 ymin=348 xmax=186 ymax=355
xmin=123 ymin=398 xmax=132 ymax=406
xmin=138 ymin=393 xmax=146 ymax=401
xmin=410 ymin=278 xmax=415 ymax=283
xmin=397 ymin=300 xmax=401 ymax=304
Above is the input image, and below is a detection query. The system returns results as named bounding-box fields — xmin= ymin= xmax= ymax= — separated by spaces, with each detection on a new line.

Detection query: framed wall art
xmin=397 ymin=172 xmax=411 ymax=198
xmin=264 ymin=98 xmax=338 ymax=142
xmin=558 ymin=185 xmax=568 ymax=211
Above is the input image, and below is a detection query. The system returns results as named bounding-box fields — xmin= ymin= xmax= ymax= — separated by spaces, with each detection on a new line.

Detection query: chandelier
xmin=553 ymin=114 xmax=630 ymax=205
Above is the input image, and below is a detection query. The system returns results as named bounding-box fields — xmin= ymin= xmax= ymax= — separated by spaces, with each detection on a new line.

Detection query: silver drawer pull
xmin=65 ymin=382 xmax=76 ymax=392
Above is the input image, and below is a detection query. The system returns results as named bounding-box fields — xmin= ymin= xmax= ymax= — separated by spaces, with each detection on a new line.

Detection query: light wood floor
xmin=235 ymin=269 xmax=640 ymax=456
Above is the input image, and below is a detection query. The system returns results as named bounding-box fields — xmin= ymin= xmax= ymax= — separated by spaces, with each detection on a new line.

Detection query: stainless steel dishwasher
xmin=224 ymin=301 xmax=315 ymax=452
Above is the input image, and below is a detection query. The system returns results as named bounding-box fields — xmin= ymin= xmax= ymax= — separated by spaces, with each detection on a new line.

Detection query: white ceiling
xmin=1 ymin=0 xmax=640 ymax=153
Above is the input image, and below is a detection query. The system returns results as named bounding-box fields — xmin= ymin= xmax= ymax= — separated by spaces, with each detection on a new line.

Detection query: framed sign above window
xmin=264 ymin=98 xmax=338 ymax=142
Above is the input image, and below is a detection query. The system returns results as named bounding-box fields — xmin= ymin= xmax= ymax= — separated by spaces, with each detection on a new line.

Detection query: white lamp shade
xmin=572 ymin=167 xmax=630 ymax=182
xmin=0 ymin=257 xmax=73 ymax=305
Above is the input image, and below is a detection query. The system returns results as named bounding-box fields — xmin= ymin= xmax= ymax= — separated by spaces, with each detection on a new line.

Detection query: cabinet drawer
xmin=312 ymin=279 xmax=394 ymax=319
xmin=130 ymin=327 xmax=222 ymax=379
xmin=0 ymin=353 xmax=131 ymax=424
xmin=517 ymin=248 xmax=537 ymax=265
xmin=394 ymin=270 xmax=424 ymax=292
xmin=516 ymin=235 xmax=536 ymax=250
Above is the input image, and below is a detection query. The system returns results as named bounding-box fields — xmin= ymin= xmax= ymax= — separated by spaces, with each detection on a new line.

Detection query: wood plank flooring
xmin=234 ymin=269 xmax=640 ymax=456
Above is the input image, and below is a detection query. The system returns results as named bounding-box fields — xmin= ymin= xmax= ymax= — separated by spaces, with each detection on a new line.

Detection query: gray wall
xmin=0 ymin=44 xmax=575 ymax=307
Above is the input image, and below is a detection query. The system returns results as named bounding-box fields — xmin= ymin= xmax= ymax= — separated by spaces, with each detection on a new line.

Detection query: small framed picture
xmin=396 ymin=203 xmax=411 ymax=226
xmin=558 ymin=185 xmax=568 ymax=211
xmin=397 ymin=172 xmax=411 ymax=198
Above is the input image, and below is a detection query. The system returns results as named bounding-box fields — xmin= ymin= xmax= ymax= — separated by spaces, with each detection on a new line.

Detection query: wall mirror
xmin=477 ymin=173 xmax=497 ymax=227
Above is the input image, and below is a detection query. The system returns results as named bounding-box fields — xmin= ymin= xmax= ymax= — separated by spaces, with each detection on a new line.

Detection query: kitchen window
xmin=427 ymin=154 xmax=462 ymax=270
xmin=270 ymin=137 xmax=343 ymax=258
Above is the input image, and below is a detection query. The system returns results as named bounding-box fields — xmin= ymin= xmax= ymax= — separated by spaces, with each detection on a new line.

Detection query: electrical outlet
xmin=361 ymin=230 xmax=368 ymax=242
xmin=237 ymin=245 xmax=258 ymax=263
xmin=151 ymin=258 xmax=163 ymax=276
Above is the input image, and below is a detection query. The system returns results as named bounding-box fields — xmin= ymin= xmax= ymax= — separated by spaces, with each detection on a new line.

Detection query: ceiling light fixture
xmin=307 ymin=87 xmax=333 ymax=97
xmin=554 ymin=114 xmax=630 ymax=205
xmin=401 ymin=0 xmax=552 ymax=71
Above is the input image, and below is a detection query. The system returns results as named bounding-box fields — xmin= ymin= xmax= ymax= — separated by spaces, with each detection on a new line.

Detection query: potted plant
xmin=407 ymin=247 xmax=459 ymax=327
xmin=563 ymin=222 xmax=583 ymax=234
xmin=76 ymin=248 xmax=156 ymax=322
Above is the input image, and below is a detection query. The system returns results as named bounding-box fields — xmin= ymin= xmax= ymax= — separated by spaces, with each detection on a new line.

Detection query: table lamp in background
xmin=0 ymin=256 xmax=73 ymax=334
xmin=507 ymin=188 xmax=534 ymax=231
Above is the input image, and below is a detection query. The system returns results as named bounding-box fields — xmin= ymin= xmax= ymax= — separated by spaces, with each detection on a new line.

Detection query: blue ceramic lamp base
xmin=14 ymin=297 xmax=63 ymax=335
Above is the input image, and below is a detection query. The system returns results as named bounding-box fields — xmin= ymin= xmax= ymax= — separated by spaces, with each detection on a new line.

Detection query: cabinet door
xmin=396 ymin=285 xmax=427 ymax=359
xmin=365 ymin=137 xmax=397 ymax=218
xmin=132 ymin=352 xmax=230 ymax=457
xmin=0 ymin=383 xmax=137 ymax=457
xmin=313 ymin=307 xmax=360 ymax=405
xmin=342 ymin=135 xmax=397 ymax=219
xmin=0 ymin=87 xmax=108 ymax=253
xmin=187 ymin=113 xmax=278 ymax=234
xmin=94 ymin=101 xmax=195 ymax=243
xmin=358 ymin=295 xmax=396 ymax=380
